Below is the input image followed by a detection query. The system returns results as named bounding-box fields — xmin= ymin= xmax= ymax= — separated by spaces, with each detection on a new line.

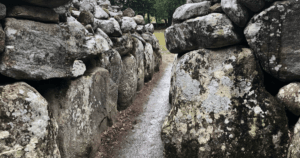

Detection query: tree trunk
xmin=147 ymin=12 xmax=150 ymax=24
xmin=164 ymin=19 xmax=168 ymax=26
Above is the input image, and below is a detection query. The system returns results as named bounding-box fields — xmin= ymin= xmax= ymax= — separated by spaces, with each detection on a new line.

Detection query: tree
xmin=154 ymin=0 xmax=185 ymax=26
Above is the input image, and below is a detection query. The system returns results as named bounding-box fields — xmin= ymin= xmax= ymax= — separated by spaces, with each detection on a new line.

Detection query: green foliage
xmin=154 ymin=0 xmax=185 ymax=24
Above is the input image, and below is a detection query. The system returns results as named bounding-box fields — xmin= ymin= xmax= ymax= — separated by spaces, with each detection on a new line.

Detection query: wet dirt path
xmin=116 ymin=63 xmax=173 ymax=158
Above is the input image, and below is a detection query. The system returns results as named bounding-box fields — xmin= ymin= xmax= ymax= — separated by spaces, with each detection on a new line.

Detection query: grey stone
xmin=173 ymin=1 xmax=211 ymax=24
xmin=132 ymin=33 xmax=146 ymax=45
xmin=45 ymin=67 xmax=116 ymax=158
xmin=165 ymin=13 xmax=241 ymax=53
xmin=136 ymin=25 xmax=146 ymax=34
xmin=9 ymin=4 xmax=62 ymax=23
xmin=144 ymin=43 xmax=154 ymax=82
xmin=288 ymin=119 xmax=300 ymax=158
xmin=96 ymin=28 xmax=113 ymax=47
xmin=109 ymin=11 xmax=123 ymax=17
xmin=132 ymin=37 xmax=145 ymax=91
xmin=118 ymin=54 xmax=137 ymax=110
xmin=123 ymin=8 xmax=135 ymax=17
xmin=94 ymin=5 xmax=109 ymax=19
xmin=162 ymin=46 xmax=289 ymax=158
xmin=1 ymin=18 xmax=109 ymax=80
xmin=133 ymin=15 xmax=145 ymax=25
xmin=121 ymin=17 xmax=137 ymax=33
xmin=153 ymin=50 xmax=162 ymax=72
xmin=78 ymin=10 xmax=94 ymax=25
xmin=239 ymin=0 xmax=265 ymax=12
xmin=0 ymin=82 xmax=60 ymax=158
xmin=277 ymin=83 xmax=300 ymax=116
xmin=53 ymin=1 xmax=72 ymax=15
xmin=93 ymin=18 xmax=122 ymax=37
xmin=85 ymin=24 xmax=94 ymax=34
xmin=145 ymin=23 xmax=154 ymax=33
xmin=141 ymin=33 xmax=160 ymax=51
xmin=221 ymin=0 xmax=249 ymax=27
xmin=209 ymin=3 xmax=223 ymax=13
xmin=75 ymin=0 xmax=97 ymax=12
xmin=111 ymin=33 xmax=134 ymax=56
xmin=20 ymin=0 xmax=72 ymax=8
xmin=0 ymin=24 xmax=4 ymax=53
xmin=71 ymin=10 xmax=80 ymax=18
xmin=98 ymin=0 xmax=111 ymax=7
xmin=244 ymin=1 xmax=300 ymax=82
xmin=0 ymin=3 xmax=6 ymax=19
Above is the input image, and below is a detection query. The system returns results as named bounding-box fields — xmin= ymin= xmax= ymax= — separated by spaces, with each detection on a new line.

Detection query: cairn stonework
xmin=0 ymin=0 xmax=161 ymax=157
xmin=163 ymin=0 xmax=300 ymax=158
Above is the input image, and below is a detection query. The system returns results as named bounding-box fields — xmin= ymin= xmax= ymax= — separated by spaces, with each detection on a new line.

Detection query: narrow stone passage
xmin=116 ymin=64 xmax=172 ymax=158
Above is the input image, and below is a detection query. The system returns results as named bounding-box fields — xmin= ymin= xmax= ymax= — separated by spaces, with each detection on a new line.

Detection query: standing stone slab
xmin=0 ymin=82 xmax=60 ymax=158
xmin=7 ymin=5 xmax=59 ymax=23
xmin=118 ymin=54 xmax=137 ymax=110
xmin=132 ymin=38 xmax=145 ymax=91
xmin=165 ymin=13 xmax=241 ymax=53
xmin=111 ymin=33 xmax=134 ymax=56
xmin=244 ymin=0 xmax=300 ymax=82
xmin=221 ymin=0 xmax=249 ymax=27
xmin=45 ymin=68 xmax=115 ymax=158
xmin=172 ymin=1 xmax=211 ymax=24
xmin=277 ymin=83 xmax=300 ymax=116
xmin=162 ymin=46 xmax=289 ymax=158
xmin=141 ymin=33 xmax=160 ymax=51
xmin=144 ymin=43 xmax=154 ymax=82
xmin=1 ymin=18 xmax=110 ymax=80
xmin=153 ymin=50 xmax=162 ymax=72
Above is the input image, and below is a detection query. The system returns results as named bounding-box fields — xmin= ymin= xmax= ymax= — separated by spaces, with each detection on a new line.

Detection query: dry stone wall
xmin=163 ymin=0 xmax=300 ymax=157
xmin=0 ymin=0 xmax=161 ymax=157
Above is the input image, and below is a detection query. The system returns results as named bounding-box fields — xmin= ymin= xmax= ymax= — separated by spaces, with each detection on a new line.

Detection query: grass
xmin=154 ymin=30 xmax=168 ymax=52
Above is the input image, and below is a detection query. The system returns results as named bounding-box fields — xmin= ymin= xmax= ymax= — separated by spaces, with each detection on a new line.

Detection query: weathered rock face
xmin=78 ymin=10 xmax=94 ymax=25
xmin=145 ymin=23 xmax=154 ymax=33
xmin=19 ymin=0 xmax=71 ymax=8
xmin=121 ymin=17 xmax=137 ymax=33
xmin=45 ymin=68 xmax=116 ymax=158
xmin=239 ymin=0 xmax=265 ymax=12
xmin=165 ymin=13 xmax=241 ymax=53
xmin=118 ymin=54 xmax=137 ymax=110
xmin=0 ymin=3 xmax=6 ymax=20
xmin=0 ymin=82 xmax=60 ymax=158
xmin=141 ymin=33 xmax=160 ymax=51
xmin=111 ymin=33 xmax=134 ymax=56
xmin=1 ymin=18 xmax=109 ymax=80
xmin=7 ymin=5 xmax=59 ymax=23
xmin=153 ymin=50 xmax=162 ymax=72
xmin=94 ymin=5 xmax=109 ymax=19
xmin=172 ymin=1 xmax=211 ymax=24
xmin=123 ymin=8 xmax=135 ymax=17
xmin=288 ymin=119 xmax=300 ymax=158
xmin=162 ymin=46 xmax=289 ymax=158
xmin=277 ymin=83 xmax=300 ymax=116
xmin=94 ymin=18 xmax=122 ymax=37
xmin=244 ymin=1 xmax=300 ymax=82
xmin=73 ymin=0 xmax=97 ymax=12
xmin=136 ymin=25 xmax=146 ymax=34
xmin=132 ymin=38 xmax=145 ymax=91
xmin=96 ymin=28 xmax=113 ymax=47
xmin=221 ymin=0 xmax=249 ymax=27
xmin=0 ymin=24 xmax=4 ymax=53
xmin=133 ymin=15 xmax=145 ymax=25
xmin=144 ymin=43 xmax=154 ymax=82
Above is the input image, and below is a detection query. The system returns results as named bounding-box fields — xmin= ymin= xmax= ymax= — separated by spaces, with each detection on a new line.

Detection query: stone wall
xmin=0 ymin=0 xmax=161 ymax=157
xmin=163 ymin=0 xmax=300 ymax=157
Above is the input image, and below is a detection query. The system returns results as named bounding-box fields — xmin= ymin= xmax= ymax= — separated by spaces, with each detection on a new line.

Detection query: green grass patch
xmin=154 ymin=30 xmax=168 ymax=51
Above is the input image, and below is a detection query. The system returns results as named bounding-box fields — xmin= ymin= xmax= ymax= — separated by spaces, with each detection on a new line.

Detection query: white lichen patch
xmin=0 ymin=131 xmax=10 ymax=139
xmin=274 ymin=64 xmax=282 ymax=71
xmin=71 ymin=60 xmax=86 ymax=77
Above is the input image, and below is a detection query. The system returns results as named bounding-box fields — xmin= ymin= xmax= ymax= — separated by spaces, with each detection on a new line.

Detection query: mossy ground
xmin=154 ymin=30 xmax=168 ymax=52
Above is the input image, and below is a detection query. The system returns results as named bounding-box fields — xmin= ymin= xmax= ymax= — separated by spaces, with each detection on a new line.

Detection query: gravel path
xmin=116 ymin=64 xmax=172 ymax=158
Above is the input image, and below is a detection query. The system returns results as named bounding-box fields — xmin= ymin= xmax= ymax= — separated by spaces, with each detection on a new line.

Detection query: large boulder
xmin=172 ymin=1 xmax=211 ymax=24
xmin=165 ymin=13 xmax=241 ymax=53
xmin=244 ymin=0 xmax=300 ymax=82
xmin=94 ymin=5 xmax=109 ymax=19
xmin=94 ymin=18 xmax=122 ymax=37
xmin=45 ymin=68 xmax=116 ymax=158
xmin=0 ymin=18 xmax=109 ymax=80
xmin=121 ymin=17 xmax=137 ymax=33
xmin=20 ymin=0 xmax=71 ymax=8
xmin=144 ymin=43 xmax=154 ymax=82
xmin=132 ymin=38 xmax=145 ymax=91
xmin=0 ymin=82 xmax=60 ymax=158
xmin=277 ymin=83 xmax=300 ymax=116
xmin=141 ymin=33 xmax=160 ymax=51
xmin=288 ymin=119 xmax=300 ymax=158
xmin=7 ymin=5 xmax=59 ymax=23
xmin=162 ymin=46 xmax=289 ymax=158
xmin=133 ymin=15 xmax=145 ymax=25
xmin=111 ymin=33 xmax=134 ymax=56
xmin=0 ymin=24 xmax=4 ymax=53
xmin=118 ymin=54 xmax=138 ymax=110
xmin=0 ymin=3 xmax=6 ymax=19
xmin=123 ymin=8 xmax=135 ymax=17
xmin=221 ymin=0 xmax=249 ymax=27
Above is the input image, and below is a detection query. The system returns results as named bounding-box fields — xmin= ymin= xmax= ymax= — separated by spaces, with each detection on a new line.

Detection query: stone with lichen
xmin=277 ymin=83 xmax=300 ymax=116
xmin=162 ymin=46 xmax=289 ymax=158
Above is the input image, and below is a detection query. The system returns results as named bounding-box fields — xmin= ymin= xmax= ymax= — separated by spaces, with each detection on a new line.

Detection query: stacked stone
xmin=0 ymin=0 xmax=161 ymax=157
xmin=162 ymin=0 xmax=300 ymax=157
